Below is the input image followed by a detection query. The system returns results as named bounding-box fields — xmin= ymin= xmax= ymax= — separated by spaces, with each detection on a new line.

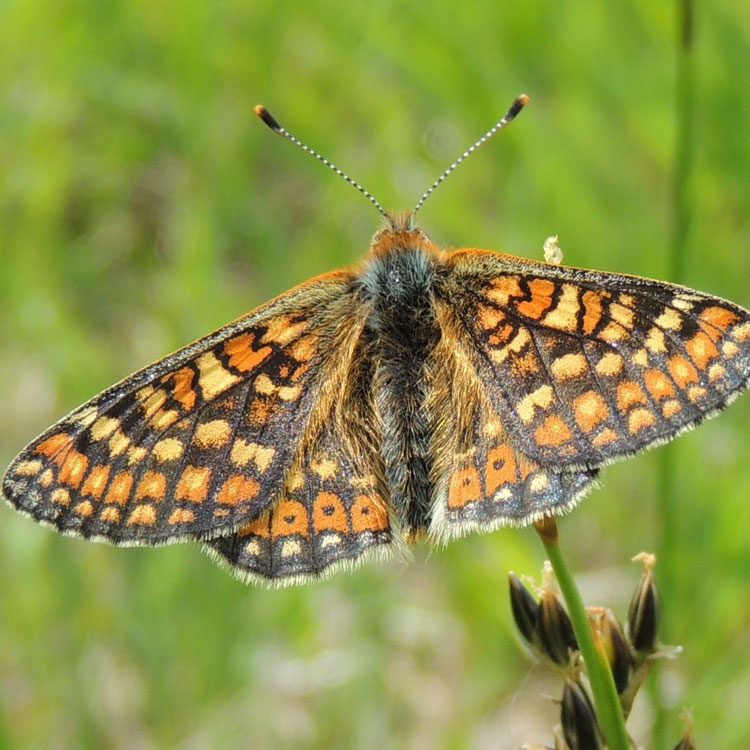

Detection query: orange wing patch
xmin=313 ymin=492 xmax=348 ymax=532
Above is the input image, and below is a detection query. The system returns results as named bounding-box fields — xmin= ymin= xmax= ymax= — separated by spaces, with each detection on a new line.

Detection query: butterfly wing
xmin=441 ymin=248 xmax=750 ymax=468
xmin=427 ymin=248 xmax=750 ymax=537
xmin=204 ymin=332 xmax=396 ymax=585
xmin=2 ymin=271 xmax=367 ymax=546
xmin=426 ymin=298 xmax=598 ymax=542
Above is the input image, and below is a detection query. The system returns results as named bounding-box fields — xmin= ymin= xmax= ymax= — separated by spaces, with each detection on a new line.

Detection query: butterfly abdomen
xmin=363 ymin=244 xmax=441 ymax=535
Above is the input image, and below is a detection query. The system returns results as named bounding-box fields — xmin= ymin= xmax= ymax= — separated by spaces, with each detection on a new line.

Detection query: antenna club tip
xmin=504 ymin=93 xmax=530 ymax=122
xmin=254 ymin=105 xmax=283 ymax=132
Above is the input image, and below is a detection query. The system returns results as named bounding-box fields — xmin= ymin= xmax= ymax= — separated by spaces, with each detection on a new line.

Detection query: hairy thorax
xmin=360 ymin=224 xmax=445 ymax=536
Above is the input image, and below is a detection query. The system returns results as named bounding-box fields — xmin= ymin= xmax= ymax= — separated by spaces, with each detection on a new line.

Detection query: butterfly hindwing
xmin=2 ymin=271 xmax=365 ymax=545
xmin=426 ymin=299 xmax=599 ymax=542
xmin=440 ymin=249 xmax=750 ymax=470
xmin=205 ymin=325 xmax=395 ymax=584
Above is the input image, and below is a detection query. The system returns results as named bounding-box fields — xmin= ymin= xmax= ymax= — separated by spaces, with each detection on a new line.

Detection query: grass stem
xmin=654 ymin=0 xmax=696 ymax=745
xmin=535 ymin=518 xmax=630 ymax=750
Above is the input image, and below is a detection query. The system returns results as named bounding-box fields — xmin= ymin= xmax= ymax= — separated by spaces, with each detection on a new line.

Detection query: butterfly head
xmin=369 ymin=211 xmax=439 ymax=258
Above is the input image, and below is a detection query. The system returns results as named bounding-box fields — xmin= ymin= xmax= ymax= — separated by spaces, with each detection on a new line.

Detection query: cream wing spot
xmin=599 ymin=322 xmax=626 ymax=342
xmin=731 ymin=322 xmax=750 ymax=341
xmin=645 ymin=327 xmax=667 ymax=354
xmin=281 ymin=539 xmax=302 ymax=557
xmin=71 ymin=406 xmax=98 ymax=428
xmin=628 ymin=408 xmax=656 ymax=433
xmin=153 ymin=438 xmax=184 ymax=462
xmin=90 ymin=416 xmax=120 ymax=441
xmin=51 ymin=488 xmax=71 ymax=506
xmin=261 ymin=314 xmax=308 ymax=345
xmin=722 ymin=341 xmax=739 ymax=358
xmin=708 ymin=363 xmax=726 ymax=382
xmin=127 ymin=446 xmax=148 ymax=465
xmin=516 ymin=385 xmax=554 ymax=424
xmin=688 ymin=386 xmax=707 ymax=403
xmin=320 ymin=534 xmax=342 ymax=549
xmin=595 ymin=352 xmax=624 ymax=376
xmin=108 ymin=429 xmax=130 ymax=457
xmin=277 ymin=385 xmax=302 ymax=401
xmin=550 ymin=353 xmax=587 ymax=379
xmin=230 ymin=440 xmax=276 ymax=472
xmin=659 ymin=306 xmax=687 ymax=323
xmin=632 ymin=348 xmax=649 ymax=367
xmin=609 ymin=302 xmax=634 ymax=329
xmin=194 ymin=419 xmax=232 ymax=449
xmin=244 ymin=539 xmax=262 ymax=556
xmin=13 ymin=460 xmax=43 ymax=476
xmin=312 ymin=457 xmax=338 ymax=479
xmin=490 ymin=327 xmax=530 ymax=365
xmin=137 ymin=387 xmax=168 ymax=420
xmin=542 ymin=284 xmax=579 ymax=331
xmin=196 ymin=351 xmax=240 ymax=399
xmin=528 ymin=474 xmax=549 ymax=493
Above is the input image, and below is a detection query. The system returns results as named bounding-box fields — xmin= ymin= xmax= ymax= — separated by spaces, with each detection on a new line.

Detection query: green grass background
xmin=1 ymin=1 xmax=749 ymax=748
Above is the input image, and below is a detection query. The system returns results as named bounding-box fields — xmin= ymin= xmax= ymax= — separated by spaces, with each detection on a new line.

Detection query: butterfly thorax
xmin=361 ymin=221 xmax=444 ymax=536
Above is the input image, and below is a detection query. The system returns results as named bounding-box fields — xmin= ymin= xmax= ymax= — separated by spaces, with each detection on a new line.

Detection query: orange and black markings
xmin=3 ymin=218 xmax=750 ymax=585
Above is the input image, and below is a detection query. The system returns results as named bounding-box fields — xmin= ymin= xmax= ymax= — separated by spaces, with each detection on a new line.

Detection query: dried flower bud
xmin=590 ymin=607 xmax=632 ymax=695
xmin=509 ymin=572 xmax=541 ymax=646
xmin=672 ymin=708 xmax=696 ymax=750
xmin=561 ymin=679 xmax=603 ymax=750
xmin=628 ymin=554 xmax=660 ymax=653
xmin=543 ymin=235 xmax=563 ymax=264
xmin=538 ymin=589 xmax=578 ymax=665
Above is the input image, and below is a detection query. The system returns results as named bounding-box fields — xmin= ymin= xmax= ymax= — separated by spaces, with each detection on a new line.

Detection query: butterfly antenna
xmin=255 ymin=105 xmax=389 ymax=222
xmin=411 ymin=93 xmax=530 ymax=217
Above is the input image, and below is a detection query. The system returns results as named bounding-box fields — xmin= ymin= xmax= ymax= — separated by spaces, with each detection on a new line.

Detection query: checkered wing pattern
xmin=443 ymin=249 xmax=750 ymax=471
xmin=2 ymin=271 xmax=364 ymax=546
xmin=205 ymin=380 xmax=393 ymax=584
xmin=427 ymin=296 xmax=598 ymax=543
xmin=205 ymin=325 xmax=394 ymax=583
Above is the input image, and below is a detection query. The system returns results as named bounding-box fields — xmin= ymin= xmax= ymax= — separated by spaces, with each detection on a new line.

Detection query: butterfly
xmin=4 ymin=95 xmax=750 ymax=586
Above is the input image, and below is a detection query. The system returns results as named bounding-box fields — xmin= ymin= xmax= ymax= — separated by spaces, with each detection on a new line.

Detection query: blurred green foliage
xmin=1 ymin=1 xmax=749 ymax=748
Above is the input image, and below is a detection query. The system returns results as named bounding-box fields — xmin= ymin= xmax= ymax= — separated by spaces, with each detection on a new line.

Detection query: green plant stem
xmin=535 ymin=519 xmax=629 ymax=750
xmin=654 ymin=1 xmax=695 ymax=746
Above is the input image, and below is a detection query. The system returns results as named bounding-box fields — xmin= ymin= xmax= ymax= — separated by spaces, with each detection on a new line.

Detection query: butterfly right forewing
xmin=441 ymin=248 xmax=750 ymax=471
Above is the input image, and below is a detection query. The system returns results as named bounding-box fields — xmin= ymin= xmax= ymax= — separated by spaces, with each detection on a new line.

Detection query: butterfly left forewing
xmin=2 ymin=271 xmax=366 ymax=545
xmin=440 ymin=248 xmax=750 ymax=472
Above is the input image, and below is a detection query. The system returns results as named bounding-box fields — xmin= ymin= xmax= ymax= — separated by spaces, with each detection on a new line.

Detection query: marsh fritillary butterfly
xmin=4 ymin=96 xmax=750 ymax=585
